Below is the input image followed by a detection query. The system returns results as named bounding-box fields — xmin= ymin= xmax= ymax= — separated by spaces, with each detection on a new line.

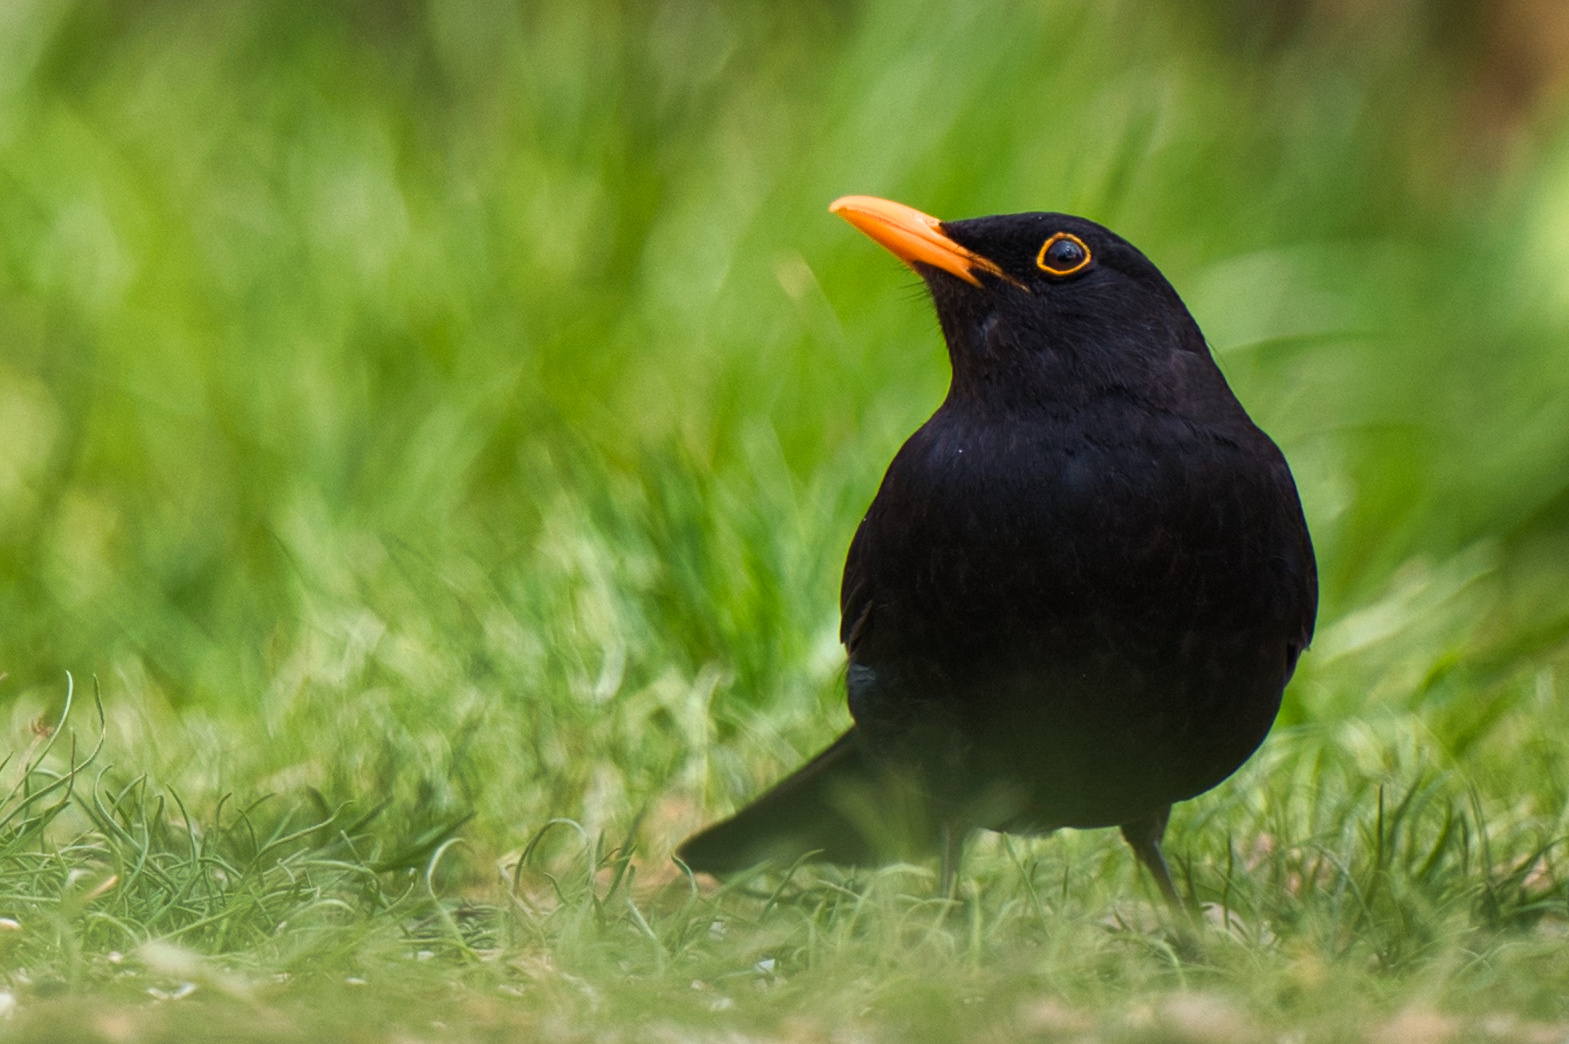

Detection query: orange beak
xmin=829 ymin=195 xmax=1011 ymax=288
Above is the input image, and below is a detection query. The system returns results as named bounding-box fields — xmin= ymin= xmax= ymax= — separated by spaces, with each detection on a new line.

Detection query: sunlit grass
xmin=0 ymin=685 xmax=1564 ymax=1041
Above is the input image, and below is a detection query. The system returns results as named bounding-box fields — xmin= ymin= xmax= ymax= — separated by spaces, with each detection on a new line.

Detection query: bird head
xmin=830 ymin=196 xmax=1228 ymax=417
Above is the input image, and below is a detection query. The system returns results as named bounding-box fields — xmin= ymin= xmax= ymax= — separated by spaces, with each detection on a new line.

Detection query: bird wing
xmin=1284 ymin=488 xmax=1319 ymax=677
xmin=839 ymin=517 xmax=873 ymax=656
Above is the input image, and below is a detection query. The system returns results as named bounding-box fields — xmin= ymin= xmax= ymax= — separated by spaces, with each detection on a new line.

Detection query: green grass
xmin=2 ymin=0 xmax=1569 ymax=1039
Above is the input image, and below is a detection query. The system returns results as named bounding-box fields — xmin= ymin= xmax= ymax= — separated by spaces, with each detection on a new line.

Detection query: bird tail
xmin=676 ymin=728 xmax=939 ymax=876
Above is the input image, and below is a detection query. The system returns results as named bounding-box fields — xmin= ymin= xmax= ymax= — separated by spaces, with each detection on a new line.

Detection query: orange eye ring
xmin=1036 ymin=232 xmax=1092 ymax=277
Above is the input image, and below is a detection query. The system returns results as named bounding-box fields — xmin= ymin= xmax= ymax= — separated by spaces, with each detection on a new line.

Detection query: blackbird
xmin=678 ymin=196 xmax=1317 ymax=903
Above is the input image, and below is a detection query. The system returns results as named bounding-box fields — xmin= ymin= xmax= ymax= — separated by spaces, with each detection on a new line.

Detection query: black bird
xmin=678 ymin=196 xmax=1317 ymax=902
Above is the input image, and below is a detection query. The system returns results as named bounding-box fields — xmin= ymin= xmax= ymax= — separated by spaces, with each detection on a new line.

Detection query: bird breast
xmin=862 ymin=403 xmax=1287 ymax=651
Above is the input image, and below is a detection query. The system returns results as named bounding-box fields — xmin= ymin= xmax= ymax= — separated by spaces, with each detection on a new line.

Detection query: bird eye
xmin=1037 ymin=233 xmax=1091 ymax=277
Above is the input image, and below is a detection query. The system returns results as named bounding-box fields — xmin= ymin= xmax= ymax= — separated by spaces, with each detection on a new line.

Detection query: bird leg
xmin=937 ymin=819 xmax=966 ymax=896
xmin=1119 ymin=806 xmax=1184 ymax=910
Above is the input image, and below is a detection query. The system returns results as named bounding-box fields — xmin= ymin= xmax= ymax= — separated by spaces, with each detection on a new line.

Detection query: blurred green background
xmin=3 ymin=0 xmax=1569 ymax=857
